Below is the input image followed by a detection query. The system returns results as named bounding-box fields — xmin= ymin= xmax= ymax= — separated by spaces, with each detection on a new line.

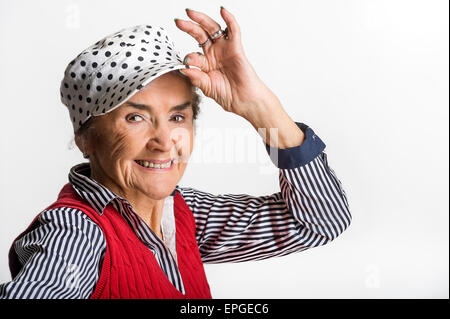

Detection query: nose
xmin=146 ymin=120 xmax=175 ymax=153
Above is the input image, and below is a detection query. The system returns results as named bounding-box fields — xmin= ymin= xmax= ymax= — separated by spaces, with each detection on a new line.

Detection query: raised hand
xmin=174 ymin=7 xmax=272 ymax=119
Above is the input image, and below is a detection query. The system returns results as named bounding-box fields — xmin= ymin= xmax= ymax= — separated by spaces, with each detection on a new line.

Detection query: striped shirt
xmin=0 ymin=122 xmax=351 ymax=299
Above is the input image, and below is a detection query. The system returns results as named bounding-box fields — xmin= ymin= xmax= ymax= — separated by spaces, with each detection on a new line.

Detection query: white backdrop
xmin=0 ymin=0 xmax=448 ymax=298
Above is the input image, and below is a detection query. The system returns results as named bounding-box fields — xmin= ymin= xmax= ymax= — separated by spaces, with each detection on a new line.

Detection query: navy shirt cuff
xmin=264 ymin=122 xmax=326 ymax=169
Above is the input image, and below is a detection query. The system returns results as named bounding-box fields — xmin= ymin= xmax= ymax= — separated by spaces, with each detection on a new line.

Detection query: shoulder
xmin=17 ymin=207 xmax=106 ymax=253
xmin=38 ymin=206 xmax=102 ymax=232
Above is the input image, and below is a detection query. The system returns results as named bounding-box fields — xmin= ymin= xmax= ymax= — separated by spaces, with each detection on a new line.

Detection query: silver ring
xmin=210 ymin=29 xmax=225 ymax=40
xmin=198 ymin=37 xmax=211 ymax=48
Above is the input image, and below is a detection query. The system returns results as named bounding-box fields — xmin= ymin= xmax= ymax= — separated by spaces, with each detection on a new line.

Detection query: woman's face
xmin=83 ymin=71 xmax=194 ymax=200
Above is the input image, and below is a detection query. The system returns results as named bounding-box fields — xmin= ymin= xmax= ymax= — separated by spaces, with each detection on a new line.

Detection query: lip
xmin=133 ymin=159 xmax=175 ymax=172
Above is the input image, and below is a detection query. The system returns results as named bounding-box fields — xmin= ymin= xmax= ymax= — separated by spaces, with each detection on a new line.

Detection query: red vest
xmin=9 ymin=183 xmax=212 ymax=299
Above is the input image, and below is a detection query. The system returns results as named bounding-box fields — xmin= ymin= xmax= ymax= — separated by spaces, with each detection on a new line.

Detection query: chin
xmin=141 ymin=185 xmax=175 ymax=200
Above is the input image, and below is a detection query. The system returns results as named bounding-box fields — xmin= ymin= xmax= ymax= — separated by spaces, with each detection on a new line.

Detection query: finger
xmin=183 ymin=52 xmax=209 ymax=72
xmin=185 ymin=8 xmax=222 ymax=37
xmin=179 ymin=68 xmax=211 ymax=93
xmin=174 ymin=18 xmax=212 ymax=49
xmin=220 ymin=7 xmax=241 ymax=42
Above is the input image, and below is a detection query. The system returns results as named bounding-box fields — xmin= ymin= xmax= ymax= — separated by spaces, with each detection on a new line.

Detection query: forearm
xmin=242 ymin=86 xmax=305 ymax=149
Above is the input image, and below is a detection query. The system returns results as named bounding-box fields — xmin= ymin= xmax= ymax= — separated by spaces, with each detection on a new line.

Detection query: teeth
xmin=137 ymin=160 xmax=171 ymax=169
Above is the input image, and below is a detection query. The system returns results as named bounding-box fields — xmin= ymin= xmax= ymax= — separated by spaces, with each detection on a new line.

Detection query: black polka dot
xmin=78 ymin=95 xmax=83 ymax=101
xmin=70 ymin=72 xmax=76 ymax=78
xmin=81 ymin=73 xmax=86 ymax=79
xmin=86 ymin=84 xmax=91 ymax=90
xmin=92 ymin=51 xmax=98 ymax=55
xmin=129 ymin=35 xmax=135 ymax=39
xmin=141 ymin=48 xmax=147 ymax=52
xmin=157 ymin=31 xmax=161 ymax=37
xmin=119 ymin=75 xmax=124 ymax=81
xmin=96 ymin=86 xmax=102 ymax=91
xmin=134 ymin=66 xmax=140 ymax=70
xmin=97 ymin=72 xmax=102 ymax=78
xmin=108 ymin=41 xmax=114 ymax=46
xmin=155 ymin=45 xmax=161 ymax=50
xmin=105 ymin=51 xmax=111 ymax=57
xmin=108 ymin=74 xmax=113 ymax=80
xmin=111 ymin=62 xmax=117 ymax=67
xmin=120 ymin=42 xmax=126 ymax=47
xmin=79 ymin=107 xmax=83 ymax=114
xmin=153 ymin=52 xmax=159 ymax=56
xmin=122 ymin=63 xmax=128 ymax=69
xmin=126 ymin=51 xmax=132 ymax=57
xmin=92 ymin=62 xmax=98 ymax=68
xmin=64 ymin=83 xmax=69 ymax=88
xmin=86 ymin=97 xmax=92 ymax=103
xmin=80 ymin=60 xmax=86 ymax=66
xmin=138 ymin=56 xmax=144 ymax=61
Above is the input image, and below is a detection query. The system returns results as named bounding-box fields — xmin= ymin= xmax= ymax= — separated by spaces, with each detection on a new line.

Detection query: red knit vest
xmin=9 ymin=183 xmax=212 ymax=299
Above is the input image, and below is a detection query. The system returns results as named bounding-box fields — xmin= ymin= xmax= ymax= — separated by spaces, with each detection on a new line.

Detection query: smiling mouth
xmin=134 ymin=159 xmax=174 ymax=169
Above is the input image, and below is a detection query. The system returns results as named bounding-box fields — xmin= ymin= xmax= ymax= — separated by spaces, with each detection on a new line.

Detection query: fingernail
xmin=184 ymin=57 xmax=190 ymax=64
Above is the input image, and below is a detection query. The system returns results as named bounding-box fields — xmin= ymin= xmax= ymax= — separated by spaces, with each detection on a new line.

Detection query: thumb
xmin=179 ymin=67 xmax=211 ymax=93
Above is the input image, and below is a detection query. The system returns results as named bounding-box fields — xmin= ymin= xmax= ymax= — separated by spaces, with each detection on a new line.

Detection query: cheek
xmin=170 ymin=127 xmax=194 ymax=161
xmin=94 ymin=126 xmax=138 ymax=162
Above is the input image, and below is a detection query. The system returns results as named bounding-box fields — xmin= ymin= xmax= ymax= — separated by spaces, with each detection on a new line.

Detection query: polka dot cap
xmin=60 ymin=25 xmax=192 ymax=132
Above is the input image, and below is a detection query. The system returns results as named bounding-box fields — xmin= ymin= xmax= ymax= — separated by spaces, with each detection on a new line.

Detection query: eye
xmin=171 ymin=114 xmax=185 ymax=122
xmin=127 ymin=114 xmax=144 ymax=122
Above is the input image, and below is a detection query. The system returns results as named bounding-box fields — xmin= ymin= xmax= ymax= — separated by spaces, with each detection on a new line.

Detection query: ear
xmin=75 ymin=133 xmax=91 ymax=158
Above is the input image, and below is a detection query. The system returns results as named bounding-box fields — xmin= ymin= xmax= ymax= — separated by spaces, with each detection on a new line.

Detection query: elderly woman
xmin=0 ymin=7 xmax=351 ymax=299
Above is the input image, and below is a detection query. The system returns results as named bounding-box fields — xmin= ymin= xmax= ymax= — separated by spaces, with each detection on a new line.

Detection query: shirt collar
xmin=68 ymin=162 xmax=177 ymax=216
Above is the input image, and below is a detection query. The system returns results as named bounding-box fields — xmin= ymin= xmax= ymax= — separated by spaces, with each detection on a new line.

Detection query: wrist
xmin=242 ymin=91 xmax=305 ymax=149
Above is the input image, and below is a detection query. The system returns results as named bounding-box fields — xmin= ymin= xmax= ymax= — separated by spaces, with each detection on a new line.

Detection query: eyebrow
xmin=124 ymin=101 xmax=192 ymax=113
